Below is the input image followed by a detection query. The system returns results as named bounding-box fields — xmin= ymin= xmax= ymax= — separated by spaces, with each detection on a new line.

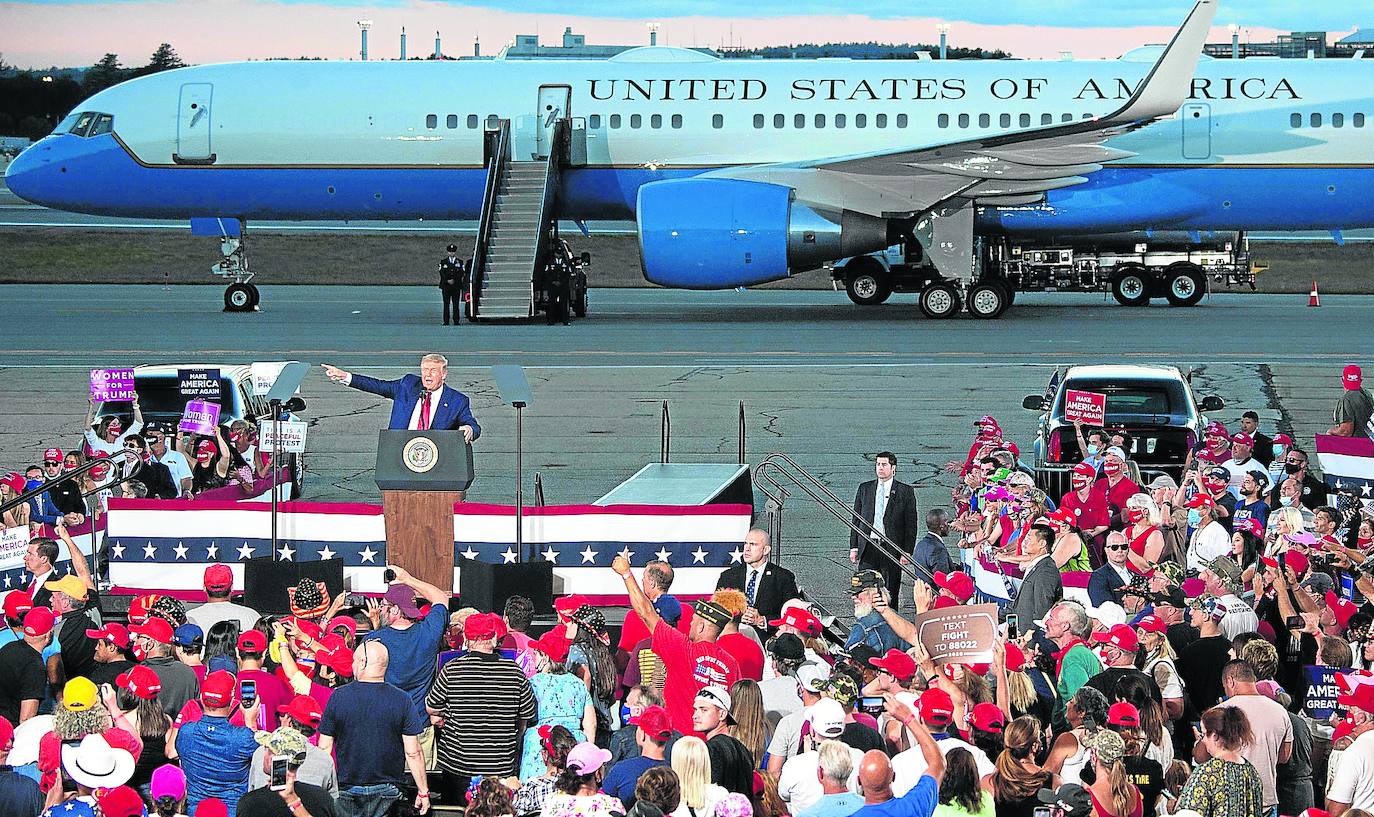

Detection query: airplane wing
xmin=705 ymin=0 xmax=1217 ymax=219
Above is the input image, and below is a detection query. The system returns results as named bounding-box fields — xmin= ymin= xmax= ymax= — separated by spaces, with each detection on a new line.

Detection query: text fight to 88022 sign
xmin=913 ymin=603 xmax=999 ymax=665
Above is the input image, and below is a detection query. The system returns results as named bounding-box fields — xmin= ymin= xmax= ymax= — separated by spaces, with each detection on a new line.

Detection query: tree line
xmin=0 ymin=44 xmax=186 ymax=141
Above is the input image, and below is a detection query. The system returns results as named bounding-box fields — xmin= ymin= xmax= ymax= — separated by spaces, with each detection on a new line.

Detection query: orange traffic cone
xmin=1309 ymin=279 xmax=1321 ymax=307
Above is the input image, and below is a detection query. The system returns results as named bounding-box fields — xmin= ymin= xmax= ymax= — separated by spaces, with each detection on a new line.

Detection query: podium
xmin=375 ymin=430 xmax=474 ymax=591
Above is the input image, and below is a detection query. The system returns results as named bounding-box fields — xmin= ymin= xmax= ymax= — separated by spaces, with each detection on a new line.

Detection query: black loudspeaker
xmin=458 ymin=558 xmax=553 ymax=616
xmin=243 ymin=557 xmax=346 ymax=615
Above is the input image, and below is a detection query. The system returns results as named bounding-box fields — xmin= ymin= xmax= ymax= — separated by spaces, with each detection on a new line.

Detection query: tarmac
xmin=0 ymin=283 xmax=1368 ymax=615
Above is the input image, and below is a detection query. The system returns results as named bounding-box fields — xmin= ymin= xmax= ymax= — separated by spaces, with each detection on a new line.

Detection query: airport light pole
xmin=1228 ymin=23 xmax=1240 ymax=59
xmin=357 ymin=20 xmax=373 ymax=61
xmin=936 ymin=24 xmax=951 ymax=60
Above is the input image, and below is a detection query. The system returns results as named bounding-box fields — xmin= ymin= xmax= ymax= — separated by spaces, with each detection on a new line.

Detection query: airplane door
xmin=1181 ymin=103 xmax=1211 ymax=160
xmin=175 ymin=83 xmax=215 ymax=164
xmin=536 ymin=85 xmax=570 ymax=159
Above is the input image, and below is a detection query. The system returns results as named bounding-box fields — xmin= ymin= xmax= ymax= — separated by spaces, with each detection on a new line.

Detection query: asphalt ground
xmin=0 ymin=284 xmax=1366 ymax=614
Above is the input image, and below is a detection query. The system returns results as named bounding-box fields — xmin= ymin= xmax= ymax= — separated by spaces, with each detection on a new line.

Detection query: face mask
xmin=1086 ymin=444 xmax=1100 ymax=457
xmin=1187 ymin=510 xmax=1202 ymax=528
xmin=131 ymin=641 xmax=147 ymax=662
xmin=1280 ymin=496 xmax=1294 ymax=507
xmin=620 ymin=704 xmax=635 ymax=726
xmin=1358 ymin=536 xmax=1373 ymax=548
xmin=1126 ymin=508 xmax=1146 ymax=523
xmin=1071 ymin=478 xmax=1091 ymax=491
xmin=1273 ymin=444 xmax=1285 ymax=458
xmin=1285 ymin=462 xmax=1302 ymax=475
xmin=1103 ymin=461 xmax=1122 ymax=477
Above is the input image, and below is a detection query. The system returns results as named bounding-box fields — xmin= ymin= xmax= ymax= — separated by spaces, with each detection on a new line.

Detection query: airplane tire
xmin=1164 ymin=263 xmax=1206 ymax=307
xmin=844 ymin=259 xmax=892 ymax=306
xmin=246 ymin=284 xmax=261 ymax=309
xmin=224 ymin=283 xmax=255 ymax=312
xmin=967 ymin=281 xmax=1009 ymax=319
xmin=1110 ymin=265 xmax=1151 ymax=307
xmin=918 ymin=281 xmax=962 ymax=319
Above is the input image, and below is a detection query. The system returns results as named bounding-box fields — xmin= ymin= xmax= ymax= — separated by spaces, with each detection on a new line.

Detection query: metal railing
xmin=469 ymin=118 xmax=512 ymax=319
xmin=526 ymin=118 xmax=569 ymax=316
xmin=658 ymin=399 xmax=747 ymax=465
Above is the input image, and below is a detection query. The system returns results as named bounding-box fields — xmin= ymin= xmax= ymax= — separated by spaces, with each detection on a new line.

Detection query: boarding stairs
xmin=470 ymin=118 xmax=567 ymax=320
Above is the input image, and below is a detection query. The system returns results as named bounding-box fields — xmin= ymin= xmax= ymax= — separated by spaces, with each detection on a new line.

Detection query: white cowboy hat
xmin=9 ymin=714 xmax=52 ymax=767
xmin=61 ymin=733 xmax=135 ymax=789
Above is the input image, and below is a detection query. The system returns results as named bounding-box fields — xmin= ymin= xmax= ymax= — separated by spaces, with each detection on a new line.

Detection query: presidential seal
xmin=402 ymin=436 xmax=439 ymax=473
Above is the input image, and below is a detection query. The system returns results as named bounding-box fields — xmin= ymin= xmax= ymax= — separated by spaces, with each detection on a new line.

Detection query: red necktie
xmin=418 ymin=392 xmax=432 ymax=431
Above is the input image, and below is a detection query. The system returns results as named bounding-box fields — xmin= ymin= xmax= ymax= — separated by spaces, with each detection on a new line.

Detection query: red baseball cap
xmin=934 ymin=571 xmax=975 ymax=603
xmin=1091 ymin=624 xmax=1139 ymax=653
xmin=1 ymin=473 xmax=26 ymax=496
xmin=871 ymin=649 xmax=917 ymax=681
xmin=532 ymin=629 xmax=570 ymax=663
xmin=85 ymin=622 xmax=131 ymax=649
xmin=632 ymin=704 xmax=673 ymax=740
xmin=770 ymin=606 xmax=823 ymax=636
xmin=3 ymin=590 xmax=33 ymax=621
xmin=201 ymin=670 xmax=237 ymax=708
xmin=1003 ymin=641 xmax=1028 ymax=673
xmin=42 ymin=448 xmax=63 ymax=462
xmin=315 ymin=646 xmax=354 ymax=678
xmin=1135 ymin=615 xmax=1169 ymax=634
xmin=1044 ymin=507 xmax=1077 ymax=528
xmin=1107 ymin=701 xmax=1141 ymax=727
xmin=278 ymin=694 xmax=325 ymax=728
xmin=554 ymin=594 xmax=591 ymax=621
xmin=197 ymin=800 xmax=229 ymax=817
xmin=933 ymin=596 xmax=961 ymax=610
xmin=0 ymin=717 xmax=12 ymax=758
xmin=1339 ymin=682 xmax=1374 ymax=713
xmin=22 ymin=607 xmax=54 ymax=637
xmin=970 ymin=702 xmax=1005 ymax=733
xmin=1230 ymin=432 xmax=1254 ymax=447
xmin=237 ymin=630 xmax=268 ymax=653
xmin=97 ymin=785 xmax=147 ymax=817
xmin=203 ymin=564 xmax=233 ymax=594
xmin=1328 ymin=592 xmax=1360 ymax=629
xmin=127 ymin=594 xmax=159 ymax=625
xmin=1185 ymin=494 xmax=1217 ymax=510
xmin=1345 ymin=365 xmax=1363 ymax=390
xmin=116 ymin=665 xmax=162 ymax=700
xmin=1205 ymin=421 xmax=1228 ymax=437
xmin=131 ymin=617 xmax=173 ymax=644
xmin=1072 ymin=462 xmax=1096 ymax=478
xmin=1274 ymin=433 xmax=1294 ymax=445
xmin=326 ymin=615 xmax=358 ymax=637
xmin=195 ymin=439 xmax=217 ymax=457
xmin=464 ymin=612 xmax=504 ymax=641
xmin=916 ymin=687 xmax=954 ymax=725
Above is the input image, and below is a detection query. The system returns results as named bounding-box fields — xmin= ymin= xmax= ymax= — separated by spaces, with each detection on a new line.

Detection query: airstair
xmin=469 ymin=118 xmax=567 ymax=320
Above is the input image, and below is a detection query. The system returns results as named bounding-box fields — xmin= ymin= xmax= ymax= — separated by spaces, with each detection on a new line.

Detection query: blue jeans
xmin=338 ymin=783 xmax=402 ymax=817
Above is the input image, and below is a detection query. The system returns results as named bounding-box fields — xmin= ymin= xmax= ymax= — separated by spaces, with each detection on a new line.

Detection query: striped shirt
xmin=425 ymin=650 xmax=537 ymax=775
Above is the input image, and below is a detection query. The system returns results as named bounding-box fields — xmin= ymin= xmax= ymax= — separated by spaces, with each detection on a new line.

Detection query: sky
xmin=0 ymin=0 xmax=1362 ymax=69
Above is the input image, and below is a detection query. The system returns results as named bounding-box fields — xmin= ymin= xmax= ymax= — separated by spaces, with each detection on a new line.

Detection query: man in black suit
xmin=716 ymin=529 xmax=799 ymax=630
xmin=849 ymin=452 xmax=920 ymax=603
xmin=1086 ymin=531 xmax=1133 ymax=608
xmin=1005 ymin=525 xmax=1063 ymax=626
xmin=121 ymin=435 xmax=178 ymax=500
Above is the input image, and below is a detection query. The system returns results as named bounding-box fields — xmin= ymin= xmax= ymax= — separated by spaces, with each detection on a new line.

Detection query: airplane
xmin=6 ymin=0 xmax=1374 ymax=318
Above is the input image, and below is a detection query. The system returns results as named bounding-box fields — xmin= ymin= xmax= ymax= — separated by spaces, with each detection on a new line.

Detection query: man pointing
xmin=322 ymin=353 xmax=479 ymax=442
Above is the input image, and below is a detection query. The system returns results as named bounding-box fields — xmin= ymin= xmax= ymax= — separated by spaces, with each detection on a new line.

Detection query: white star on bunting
xmin=318 ymin=546 xmax=336 ymax=561
xmin=143 ymin=543 xmax=158 ymax=559
xmin=278 ymin=544 xmax=295 ymax=561
xmin=655 ymin=547 xmax=673 ymax=563
xmin=728 ymin=547 xmax=744 ymax=564
xmin=501 ymin=548 xmax=518 ymax=564
xmin=543 ymin=546 xmax=560 ymax=564
xmin=618 ymin=546 xmax=634 ymax=563
xmin=206 ymin=544 xmax=218 ymax=560
xmin=110 ymin=543 xmax=126 ymax=559
xmin=460 ymin=547 xmax=480 ymax=561
xmin=691 ymin=547 xmax=709 ymax=564
xmin=237 ymin=543 xmax=255 ymax=560
xmin=3 ymin=574 xmax=10 ymax=588
xmin=358 ymin=546 xmax=378 ymax=564
xmin=173 ymin=543 xmax=189 ymax=560
xmin=580 ymin=545 xmax=599 ymax=564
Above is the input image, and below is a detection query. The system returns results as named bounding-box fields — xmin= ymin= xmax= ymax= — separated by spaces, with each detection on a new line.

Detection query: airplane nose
xmin=3 ymin=143 xmax=50 ymax=205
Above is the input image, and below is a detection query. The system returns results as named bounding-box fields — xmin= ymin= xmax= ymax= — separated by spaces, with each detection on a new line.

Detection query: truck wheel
xmin=1164 ymin=263 xmax=1206 ymax=307
xmin=574 ymin=286 xmax=588 ymax=318
xmin=967 ymin=281 xmax=1010 ymax=319
xmin=1111 ymin=265 xmax=1151 ymax=307
xmin=918 ymin=281 xmax=961 ymax=319
xmin=844 ymin=259 xmax=892 ymax=305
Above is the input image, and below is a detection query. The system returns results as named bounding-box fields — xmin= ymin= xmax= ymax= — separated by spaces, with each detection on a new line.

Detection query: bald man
xmin=848 ymin=695 xmax=944 ymax=817
xmin=319 ymin=640 xmax=433 ymax=815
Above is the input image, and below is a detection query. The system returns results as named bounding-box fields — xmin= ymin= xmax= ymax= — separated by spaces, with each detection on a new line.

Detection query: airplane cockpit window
xmin=89 ymin=114 xmax=114 ymax=136
xmin=68 ymin=112 xmax=98 ymax=137
xmin=54 ymin=113 xmax=81 ymax=135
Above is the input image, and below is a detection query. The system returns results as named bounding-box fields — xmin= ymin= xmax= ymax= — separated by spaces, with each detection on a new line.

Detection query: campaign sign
xmin=1303 ymin=664 xmax=1350 ymax=721
xmin=0 ymin=526 xmax=30 ymax=566
xmin=90 ymin=368 xmax=137 ymax=402
xmin=179 ymin=400 xmax=221 ymax=435
xmin=913 ymin=603 xmax=999 ymax=665
xmin=251 ymin=362 xmax=290 ymax=397
xmin=177 ymin=369 xmax=221 ymax=399
xmin=257 ymin=420 xmax=308 ymax=454
xmin=1064 ymin=390 xmax=1107 ymax=425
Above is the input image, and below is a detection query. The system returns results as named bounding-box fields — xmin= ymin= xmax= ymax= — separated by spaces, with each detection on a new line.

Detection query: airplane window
xmin=89 ymin=114 xmax=114 ymax=136
xmin=631 ymin=114 xmax=642 ymax=128
xmin=589 ymin=114 xmax=602 ymax=129
xmin=1082 ymin=113 xmax=1093 ymax=119
xmin=753 ymin=114 xmax=765 ymax=129
xmin=1062 ymin=113 xmax=1073 ymax=122
xmin=425 ymin=114 xmax=437 ymax=129
xmin=1290 ymin=113 xmax=1302 ymax=129
xmin=938 ymin=114 xmax=949 ymax=129
xmin=815 ymin=114 xmax=826 ymax=128
xmin=1020 ymin=113 xmax=1031 ymax=127
xmin=650 ymin=114 xmax=662 ymax=129
xmin=610 ymin=114 xmax=622 ymax=129
xmin=999 ymin=113 xmax=1010 ymax=128
xmin=467 ymin=114 xmax=479 ymax=128
xmin=1042 ymin=113 xmax=1053 ymax=125
xmin=774 ymin=114 xmax=785 ymax=128
xmin=855 ymin=113 xmax=867 ymax=128
xmin=980 ymin=114 xmax=991 ymax=128
xmin=795 ymin=114 xmax=806 ymax=129
xmin=715 ymin=114 xmax=726 ymax=129
xmin=55 ymin=112 xmax=81 ymax=134
xmin=835 ymin=113 xmax=846 ymax=129
xmin=896 ymin=113 xmax=908 ymax=128
xmin=69 ymin=112 xmax=97 ymax=137
xmin=486 ymin=114 xmax=499 ymax=128
xmin=1356 ymin=113 xmax=1367 ymax=128
xmin=672 ymin=114 xmax=683 ymax=129
xmin=1310 ymin=112 xmax=1322 ymax=128
xmin=957 ymin=113 xmax=969 ymax=128
xmin=1333 ymin=113 xmax=1345 ymax=128
xmin=876 ymin=113 xmax=888 ymax=128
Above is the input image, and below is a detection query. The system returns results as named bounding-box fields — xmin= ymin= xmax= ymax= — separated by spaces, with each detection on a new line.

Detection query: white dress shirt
xmin=408 ymin=389 xmax=440 ymax=431
xmin=873 ymin=478 xmax=893 ymax=539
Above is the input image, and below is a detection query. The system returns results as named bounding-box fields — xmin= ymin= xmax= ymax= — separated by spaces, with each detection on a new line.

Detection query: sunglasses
xmin=1106 ymin=544 xmax=1129 ymax=551
xmin=42 ymin=461 xmax=60 ymax=466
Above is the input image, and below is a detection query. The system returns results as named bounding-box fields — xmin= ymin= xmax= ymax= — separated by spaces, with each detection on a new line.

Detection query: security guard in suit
xmin=545 ymin=256 xmax=571 ymax=326
xmin=439 ymin=244 xmax=467 ymax=325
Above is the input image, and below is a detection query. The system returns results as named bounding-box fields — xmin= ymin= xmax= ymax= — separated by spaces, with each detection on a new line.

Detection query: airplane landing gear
xmin=224 ymin=282 xmax=260 ymax=311
xmin=212 ymin=233 xmax=260 ymax=313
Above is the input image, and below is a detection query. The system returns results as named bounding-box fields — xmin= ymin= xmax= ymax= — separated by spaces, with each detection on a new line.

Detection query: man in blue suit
xmin=322 ymin=354 xmax=480 ymax=442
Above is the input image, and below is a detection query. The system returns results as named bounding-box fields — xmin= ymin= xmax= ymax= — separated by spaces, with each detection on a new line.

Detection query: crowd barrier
xmin=101 ymin=498 xmax=753 ymax=602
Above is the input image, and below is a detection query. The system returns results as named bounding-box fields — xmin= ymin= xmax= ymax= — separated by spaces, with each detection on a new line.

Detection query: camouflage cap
xmin=824 ymin=673 xmax=860 ymax=706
